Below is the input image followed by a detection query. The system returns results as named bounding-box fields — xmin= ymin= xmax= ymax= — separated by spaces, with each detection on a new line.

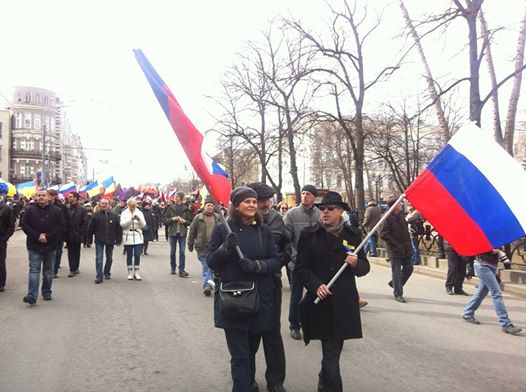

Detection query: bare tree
xmin=400 ymin=0 xmax=450 ymax=145
xmin=504 ymin=5 xmax=526 ymax=154
xmin=287 ymin=0 xmax=400 ymax=217
xmin=255 ymin=25 xmax=318 ymax=203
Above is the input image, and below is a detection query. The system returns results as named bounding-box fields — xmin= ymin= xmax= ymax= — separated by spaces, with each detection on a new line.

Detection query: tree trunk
xmin=465 ymin=0 xmax=483 ymax=124
xmin=504 ymin=5 xmax=526 ymax=155
xmin=479 ymin=10 xmax=504 ymax=145
xmin=400 ymin=0 xmax=450 ymax=144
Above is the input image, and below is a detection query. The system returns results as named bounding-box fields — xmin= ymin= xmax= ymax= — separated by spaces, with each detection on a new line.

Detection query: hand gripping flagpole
xmin=314 ymin=193 xmax=406 ymax=304
xmin=205 ymin=185 xmax=244 ymax=259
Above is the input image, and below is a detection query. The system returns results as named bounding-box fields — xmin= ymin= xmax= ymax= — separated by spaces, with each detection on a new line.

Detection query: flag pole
xmin=314 ymin=193 xmax=406 ymax=304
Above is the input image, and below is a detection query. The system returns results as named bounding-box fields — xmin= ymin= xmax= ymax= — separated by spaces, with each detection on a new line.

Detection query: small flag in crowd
xmin=134 ymin=49 xmax=232 ymax=206
xmin=101 ymin=176 xmax=116 ymax=197
xmin=405 ymin=122 xmax=526 ymax=256
xmin=59 ymin=182 xmax=77 ymax=198
xmin=79 ymin=181 xmax=100 ymax=198
xmin=17 ymin=180 xmax=38 ymax=198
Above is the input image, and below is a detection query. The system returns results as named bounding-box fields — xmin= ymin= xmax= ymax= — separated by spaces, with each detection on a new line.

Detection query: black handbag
xmin=219 ymin=280 xmax=260 ymax=320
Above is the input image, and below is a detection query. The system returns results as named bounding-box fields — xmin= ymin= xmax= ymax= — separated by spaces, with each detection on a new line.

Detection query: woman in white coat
xmin=120 ymin=198 xmax=147 ymax=280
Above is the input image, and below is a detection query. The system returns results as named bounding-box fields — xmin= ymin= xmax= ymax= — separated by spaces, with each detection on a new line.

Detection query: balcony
xmin=11 ymin=149 xmax=42 ymax=159
xmin=11 ymin=149 xmax=61 ymax=161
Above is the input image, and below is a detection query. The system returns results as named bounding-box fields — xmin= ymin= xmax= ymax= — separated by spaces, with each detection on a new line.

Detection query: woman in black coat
xmin=141 ymin=202 xmax=155 ymax=255
xmin=295 ymin=191 xmax=370 ymax=392
xmin=207 ymin=187 xmax=280 ymax=392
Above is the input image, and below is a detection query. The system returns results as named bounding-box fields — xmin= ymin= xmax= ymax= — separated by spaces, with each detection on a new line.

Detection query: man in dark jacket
xmin=247 ymin=182 xmax=290 ymax=392
xmin=21 ymin=189 xmax=65 ymax=304
xmin=380 ymin=195 xmax=413 ymax=303
xmin=66 ymin=192 xmax=89 ymax=277
xmin=295 ymin=191 xmax=370 ymax=392
xmin=0 ymin=197 xmax=15 ymax=292
xmin=88 ymin=198 xmax=122 ymax=283
xmin=362 ymin=200 xmax=382 ymax=257
xmin=48 ymin=189 xmax=70 ymax=278
xmin=187 ymin=197 xmax=221 ymax=296
xmin=164 ymin=192 xmax=193 ymax=277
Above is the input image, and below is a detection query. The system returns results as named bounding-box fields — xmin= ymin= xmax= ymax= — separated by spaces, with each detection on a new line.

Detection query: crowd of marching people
xmin=0 ymin=182 xmax=522 ymax=392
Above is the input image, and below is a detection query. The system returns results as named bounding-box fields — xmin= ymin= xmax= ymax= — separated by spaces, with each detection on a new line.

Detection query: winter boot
xmin=127 ymin=267 xmax=134 ymax=280
xmin=134 ymin=267 xmax=142 ymax=281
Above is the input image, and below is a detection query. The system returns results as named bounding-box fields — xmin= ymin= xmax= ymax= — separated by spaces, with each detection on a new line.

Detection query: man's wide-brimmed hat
xmin=316 ymin=191 xmax=349 ymax=210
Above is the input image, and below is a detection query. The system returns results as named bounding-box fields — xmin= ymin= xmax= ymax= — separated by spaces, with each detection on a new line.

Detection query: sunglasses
xmin=319 ymin=205 xmax=338 ymax=212
xmin=280 ymin=207 xmax=288 ymax=211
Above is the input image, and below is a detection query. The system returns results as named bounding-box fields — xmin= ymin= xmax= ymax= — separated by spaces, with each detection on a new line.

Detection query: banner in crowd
xmin=405 ymin=122 xmax=526 ymax=255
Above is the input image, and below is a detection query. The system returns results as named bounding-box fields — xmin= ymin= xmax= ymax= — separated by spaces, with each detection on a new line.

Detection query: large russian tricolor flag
xmin=133 ymin=49 xmax=232 ymax=206
xmin=405 ymin=122 xmax=526 ymax=256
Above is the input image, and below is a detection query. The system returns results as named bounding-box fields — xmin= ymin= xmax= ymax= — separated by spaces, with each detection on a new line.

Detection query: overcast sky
xmin=1 ymin=0 xmax=524 ymax=188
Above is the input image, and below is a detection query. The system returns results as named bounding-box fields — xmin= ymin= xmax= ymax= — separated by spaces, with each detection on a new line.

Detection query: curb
xmin=368 ymin=256 xmax=526 ymax=298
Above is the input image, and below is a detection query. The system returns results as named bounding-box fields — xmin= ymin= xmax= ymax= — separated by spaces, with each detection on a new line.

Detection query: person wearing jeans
xmin=164 ymin=192 xmax=192 ymax=277
xmin=463 ymin=250 xmax=522 ymax=335
xmin=187 ymin=198 xmax=221 ymax=296
xmin=27 ymin=250 xmax=56 ymax=301
xmin=362 ymin=200 xmax=381 ymax=257
xmin=380 ymin=195 xmax=414 ymax=303
xmin=88 ymin=198 xmax=122 ymax=284
xmin=21 ymin=189 xmax=65 ymax=304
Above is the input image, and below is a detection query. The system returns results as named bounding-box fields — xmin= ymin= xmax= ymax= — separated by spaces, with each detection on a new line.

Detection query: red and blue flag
xmin=133 ymin=49 xmax=232 ymax=206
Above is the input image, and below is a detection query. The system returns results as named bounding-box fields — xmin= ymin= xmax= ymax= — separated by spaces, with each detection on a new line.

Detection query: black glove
xmin=225 ymin=232 xmax=239 ymax=250
xmin=466 ymin=262 xmax=475 ymax=280
xmin=188 ymin=244 xmax=194 ymax=252
xmin=240 ymin=257 xmax=267 ymax=274
xmin=504 ymin=262 xmax=512 ymax=270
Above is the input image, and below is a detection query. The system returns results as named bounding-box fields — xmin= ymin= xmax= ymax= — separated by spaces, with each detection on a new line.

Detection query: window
xmin=15 ymin=113 xmax=22 ymax=129
xmin=0 ymin=123 xmax=2 ymax=138
xmin=28 ymin=139 xmax=34 ymax=150
xmin=0 ymin=146 xmax=3 ymax=160
xmin=35 ymin=94 xmax=41 ymax=104
xmin=34 ymin=113 xmax=41 ymax=129
xmin=23 ymin=112 xmax=31 ymax=129
xmin=25 ymin=93 xmax=31 ymax=103
xmin=44 ymin=96 xmax=49 ymax=105
xmin=44 ymin=115 xmax=50 ymax=131
xmin=20 ymin=139 xmax=26 ymax=150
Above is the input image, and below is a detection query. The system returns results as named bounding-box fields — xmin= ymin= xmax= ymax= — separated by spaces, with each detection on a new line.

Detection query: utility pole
xmin=41 ymin=123 xmax=46 ymax=186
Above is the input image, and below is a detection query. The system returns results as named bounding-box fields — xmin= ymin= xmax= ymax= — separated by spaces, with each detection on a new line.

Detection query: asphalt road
xmin=1 ymin=230 xmax=525 ymax=392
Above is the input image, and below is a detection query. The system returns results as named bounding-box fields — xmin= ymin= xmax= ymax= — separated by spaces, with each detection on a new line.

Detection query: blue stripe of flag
xmin=429 ymin=144 xmax=524 ymax=247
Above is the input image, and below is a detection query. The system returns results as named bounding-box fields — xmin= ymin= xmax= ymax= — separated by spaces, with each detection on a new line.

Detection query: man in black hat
xmin=247 ymin=182 xmax=289 ymax=392
xmin=295 ymin=191 xmax=370 ymax=392
xmin=283 ymin=184 xmax=320 ymax=340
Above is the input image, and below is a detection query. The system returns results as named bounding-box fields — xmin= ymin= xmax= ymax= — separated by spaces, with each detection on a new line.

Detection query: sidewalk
xmin=371 ymin=248 xmax=526 ymax=298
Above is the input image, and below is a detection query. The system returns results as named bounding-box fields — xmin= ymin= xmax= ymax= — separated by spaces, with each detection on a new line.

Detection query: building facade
xmin=0 ymin=109 xmax=11 ymax=180
xmin=5 ymin=86 xmax=87 ymax=186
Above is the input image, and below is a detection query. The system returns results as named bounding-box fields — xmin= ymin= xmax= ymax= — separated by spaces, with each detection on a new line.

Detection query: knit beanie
xmin=230 ymin=187 xmax=257 ymax=207
xmin=301 ymin=184 xmax=318 ymax=197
